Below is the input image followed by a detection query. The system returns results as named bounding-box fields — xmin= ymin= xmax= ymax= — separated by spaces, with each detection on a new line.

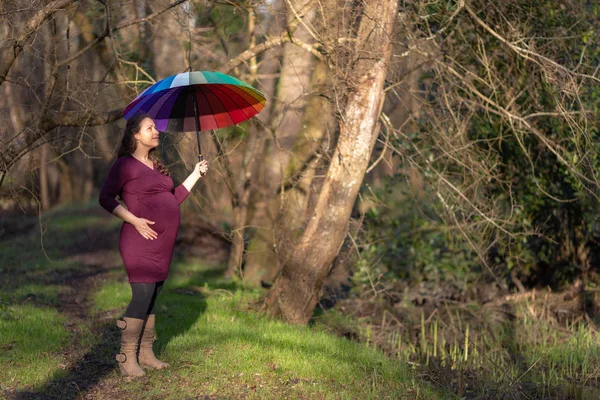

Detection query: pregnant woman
xmin=99 ymin=113 xmax=208 ymax=377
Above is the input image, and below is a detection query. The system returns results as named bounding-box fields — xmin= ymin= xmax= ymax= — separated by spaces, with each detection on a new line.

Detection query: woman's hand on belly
xmin=132 ymin=217 xmax=158 ymax=240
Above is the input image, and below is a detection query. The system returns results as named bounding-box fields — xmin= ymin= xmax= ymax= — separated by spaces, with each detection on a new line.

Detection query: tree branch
xmin=220 ymin=30 xmax=326 ymax=74
xmin=0 ymin=0 xmax=78 ymax=86
xmin=1 ymin=109 xmax=122 ymax=176
xmin=2 ymin=0 xmax=189 ymax=88
xmin=464 ymin=3 xmax=600 ymax=84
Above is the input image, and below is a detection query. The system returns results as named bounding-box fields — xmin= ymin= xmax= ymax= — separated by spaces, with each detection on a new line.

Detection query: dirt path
xmin=4 ymin=205 xmax=229 ymax=399
xmin=9 ymin=213 xmax=135 ymax=399
xmin=0 ymin=202 xmax=235 ymax=399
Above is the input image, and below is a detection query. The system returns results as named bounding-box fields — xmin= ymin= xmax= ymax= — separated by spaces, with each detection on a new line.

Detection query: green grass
xmin=94 ymin=281 xmax=132 ymax=313
xmin=47 ymin=214 xmax=109 ymax=232
xmin=510 ymin=304 xmax=600 ymax=386
xmin=0 ymin=208 xmax=84 ymax=392
xmin=0 ymin=304 xmax=70 ymax=390
xmin=0 ymin=283 xmax=62 ymax=306
xmin=92 ymin=259 xmax=442 ymax=399
xmin=0 ymin=200 xmax=447 ymax=399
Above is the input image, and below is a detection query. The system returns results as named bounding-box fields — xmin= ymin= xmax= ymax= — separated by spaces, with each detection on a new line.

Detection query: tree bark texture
xmin=242 ymin=0 xmax=317 ymax=284
xmin=244 ymin=60 xmax=333 ymax=285
xmin=262 ymin=0 xmax=399 ymax=324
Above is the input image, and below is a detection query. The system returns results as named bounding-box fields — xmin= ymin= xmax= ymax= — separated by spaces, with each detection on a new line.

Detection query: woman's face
xmin=134 ymin=118 xmax=160 ymax=149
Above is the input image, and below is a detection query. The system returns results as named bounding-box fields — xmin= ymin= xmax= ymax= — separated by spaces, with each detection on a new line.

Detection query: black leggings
xmin=124 ymin=281 xmax=164 ymax=319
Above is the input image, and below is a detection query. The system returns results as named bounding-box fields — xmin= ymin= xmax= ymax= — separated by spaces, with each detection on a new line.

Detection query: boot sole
xmin=139 ymin=363 xmax=169 ymax=370
xmin=118 ymin=364 xmax=146 ymax=377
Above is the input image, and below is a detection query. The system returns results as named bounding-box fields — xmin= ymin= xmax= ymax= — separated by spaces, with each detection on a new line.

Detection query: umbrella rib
xmin=150 ymin=87 xmax=182 ymax=119
xmin=204 ymin=85 xmax=235 ymax=127
xmin=124 ymin=91 xmax=160 ymax=118
xmin=211 ymin=85 xmax=255 ymax=121
xmin=197 ymin=88 xmax=219 ymax=130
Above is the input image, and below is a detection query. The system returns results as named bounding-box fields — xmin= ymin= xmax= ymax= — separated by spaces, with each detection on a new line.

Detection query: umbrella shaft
xmin=192 ymin=94 xmax=203 ymax=162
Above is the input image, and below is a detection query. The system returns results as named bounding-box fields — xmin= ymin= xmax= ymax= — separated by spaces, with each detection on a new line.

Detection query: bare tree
xmin=0 ymin=0 xmax=187 ymax=189
xmin=262 ymin=0 xmax=399 ymax=324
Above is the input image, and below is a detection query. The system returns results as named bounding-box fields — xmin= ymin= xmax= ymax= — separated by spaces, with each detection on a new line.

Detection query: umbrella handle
xmin=198 ymin=153 xmax=207 ymax=177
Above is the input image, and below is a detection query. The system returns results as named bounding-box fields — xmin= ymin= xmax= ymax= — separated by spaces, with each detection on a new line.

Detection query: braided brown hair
xmin=117 ymin=113 xmax=172 ymax=178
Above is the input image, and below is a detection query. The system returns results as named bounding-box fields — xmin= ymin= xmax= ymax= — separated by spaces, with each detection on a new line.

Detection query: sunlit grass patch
xmin=511 ymin=303 xmax=600 ymax=385
xmin=0 ymin=304 xmax=70 ymax=391
xmin=93 ymin=280 xmax=131 ymax=314
xmin=91 ymin=260 xmax=444 ymax=399
xmin=167 ymin=256 xmax=241 ymax=290
xmin=1 ymin=200 xmax=447 ymax=398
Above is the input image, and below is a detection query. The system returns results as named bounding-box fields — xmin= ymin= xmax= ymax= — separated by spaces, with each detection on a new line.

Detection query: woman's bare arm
xmin=182 ymin=160 xmax=208 ymax=192
xmin=111 ymin=204 xmax=138 ymax=225
xmin=112 ymin=204 xmax=158 ymax=240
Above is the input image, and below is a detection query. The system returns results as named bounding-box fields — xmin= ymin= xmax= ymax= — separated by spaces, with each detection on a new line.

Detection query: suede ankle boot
xmin=115 ymin=317 xmax=146 ymax=377
xmin=138 ymin=314 xmax=169 ymax=370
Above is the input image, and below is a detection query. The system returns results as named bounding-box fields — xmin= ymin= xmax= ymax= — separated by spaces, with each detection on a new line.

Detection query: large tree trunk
xmin=243 ymin=60 xmax=333 ymax=285
xmin=241 ymin=0 xmax=317 ymax=284
xmin=277 ymin=60 xmax=333 ymax=237
xmin=262 ymin=0 xmax=398 ymax=324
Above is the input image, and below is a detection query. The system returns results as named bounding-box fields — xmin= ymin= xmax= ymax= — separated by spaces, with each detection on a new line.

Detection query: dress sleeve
xmin=173 ymin=184 xmax=190 ymax=206
xmin=99 ymin=158 xmax=129 ymax=214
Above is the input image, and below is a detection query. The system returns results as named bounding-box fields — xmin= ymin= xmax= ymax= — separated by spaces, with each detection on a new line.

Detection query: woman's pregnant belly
xmin=121 ymin=192 xmax=180 ymax=245
xmin=139 ymin=192 xmax=180 ymax=236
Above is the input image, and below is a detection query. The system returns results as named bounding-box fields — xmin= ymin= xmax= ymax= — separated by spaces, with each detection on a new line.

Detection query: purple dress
xmin=98 ymin=154 xmax=190 ymax=283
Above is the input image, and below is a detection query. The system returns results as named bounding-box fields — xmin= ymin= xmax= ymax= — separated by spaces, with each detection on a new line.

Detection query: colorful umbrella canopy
xmin=122 ymin=70 xmax=266 ymax=161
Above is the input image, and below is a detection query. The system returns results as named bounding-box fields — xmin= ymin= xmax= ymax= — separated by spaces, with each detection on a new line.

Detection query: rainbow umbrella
xmin=123 ymin=70 xmax=266 ymax=161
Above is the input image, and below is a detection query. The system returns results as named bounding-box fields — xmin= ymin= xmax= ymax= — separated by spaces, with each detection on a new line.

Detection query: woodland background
xmin=2 ymin=0 xmax=600 ymax=398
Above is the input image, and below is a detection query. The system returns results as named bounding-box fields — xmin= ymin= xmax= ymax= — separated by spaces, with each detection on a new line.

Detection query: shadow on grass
xmin=10 ymin=260 xmax=450 ymax=399
xmin=12 ymin=267 xmax=210 ymax=400
xmin=14 ymin=320 xmax=120 ymax=400
xmin=3 ymin=201 xmax=239 ymax=398
xmin=153 ymin=259 xmax=227 ymax=356
xmin=158 ymin=263 xmax=421 ymax=374
xmin=4 ymin=205 xmax=439 ymax=398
